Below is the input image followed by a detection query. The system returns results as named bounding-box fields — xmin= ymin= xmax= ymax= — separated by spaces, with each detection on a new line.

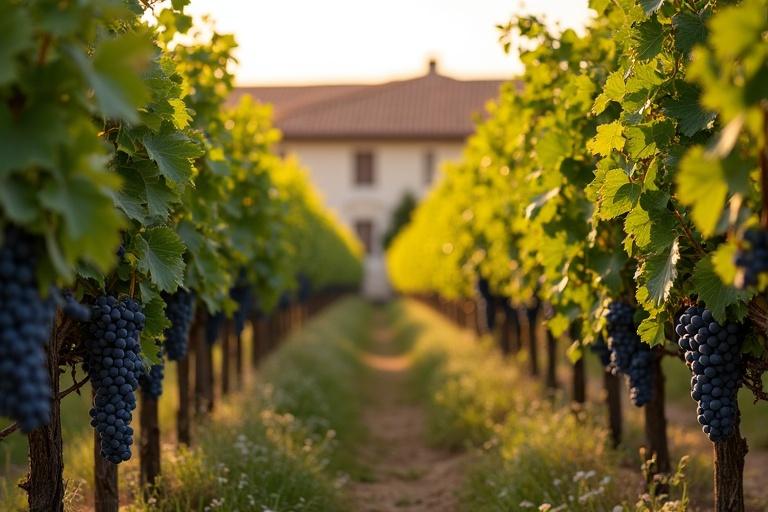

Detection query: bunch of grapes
xmin=205 ymin=311 xmax=224 ymax=345
xmin=675 ymin=305 xmax=742 ymax=442
xmin=61 ymin=291 xmax=91 ymax=322
xmin=163 ymin=289 xmax=194 ymax=361
xmin=230 ymin=285 xmax=253 ymax=337
xmin=84 ymin=295 xmax=145 ymax=464
xmin=139 ymin=356 xmax=164 ymax=400
xmin=734 ymin=228 xmax=768 ymax=288
xmin=605 ymin=301 xmax=654 ymax=407
xmin=590 ymin=336 xmax=612 ymax=368
xmin=0 ymin=228 xmax=56 ymax=432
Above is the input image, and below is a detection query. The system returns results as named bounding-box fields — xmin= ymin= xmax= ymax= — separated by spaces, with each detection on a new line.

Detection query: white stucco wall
xmin=281 ymin=140 xmax=463 ymax=299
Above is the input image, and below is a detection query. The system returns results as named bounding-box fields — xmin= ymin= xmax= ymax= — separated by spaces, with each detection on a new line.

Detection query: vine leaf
xmin=71 ymin=33 xmax=153 ymax=123
xmin=631 ymin=17 xmax=665 ymax=61
xmin=624 ymin=191 xmax=677 ymax=254
xmin=637 ymin=237 xmax=679 ymax=308
xmin=587 ymin=121 xmax=625 ymax=157
xmin=592 ymin=72 xmax=625 ymax=115
xmin=662 ymin=83 xmax=716 ymax=137
xmin=676 ymin=147 xmax=750 ymax=237
xmin=134 ymin=226 xmax=186 ymax=292
xmin=143 ymin=128 xmax=203 ymax=187
xmin=598 ymin=169 xmax=640 ymax=219
xmin=40 ymin=177 xmax=125 ymax=273
xmin=625 ymin=119 xmax=675 ymax=159
xmin=0 ymin=103 xmax=65 ymax=177
xmin=672 ymin=11 xmax=708 ymax=55
xmin=692 ymin=255 xmax=753 ymax=323
xmin=638 ymin=313 xmax=668 ymax=347
xmin=140 ymin=294 xmax=170 ymax=358
xmin=0 ymin=4 xmax=33 ymax=86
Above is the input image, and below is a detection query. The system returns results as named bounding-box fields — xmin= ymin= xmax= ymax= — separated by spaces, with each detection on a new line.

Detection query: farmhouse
xmin=232 ymin=61 xmax=503 ymax=298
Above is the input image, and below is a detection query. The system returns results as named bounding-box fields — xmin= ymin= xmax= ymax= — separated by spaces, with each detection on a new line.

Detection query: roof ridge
xmin=276 ymin=74 xmax=464 ymax=123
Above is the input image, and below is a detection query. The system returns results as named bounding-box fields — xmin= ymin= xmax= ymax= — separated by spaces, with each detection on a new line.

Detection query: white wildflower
xmin=519 ymin=500 xmax=535 ymax=508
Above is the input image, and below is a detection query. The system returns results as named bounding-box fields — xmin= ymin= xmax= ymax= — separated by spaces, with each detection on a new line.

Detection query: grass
xmin=391 ymin=298 xmax=692 ymax=512
xmin=2 ymin=297 xmax=372 ymax=511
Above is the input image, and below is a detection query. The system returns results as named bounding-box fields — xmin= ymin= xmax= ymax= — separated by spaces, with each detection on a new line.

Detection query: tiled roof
xmin=231 ymin=70 xmax=505 ymax=140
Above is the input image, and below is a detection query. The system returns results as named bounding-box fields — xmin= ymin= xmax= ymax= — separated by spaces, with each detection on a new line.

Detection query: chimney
xmin=427 ymin=58 xmax=438 ymax=75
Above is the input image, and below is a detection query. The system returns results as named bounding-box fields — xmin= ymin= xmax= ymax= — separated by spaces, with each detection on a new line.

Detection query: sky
xmin=182 ymin=0 xmax=594 ymax=86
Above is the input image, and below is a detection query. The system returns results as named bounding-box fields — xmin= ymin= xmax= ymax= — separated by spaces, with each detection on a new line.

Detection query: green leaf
xmin=0 ymin=177 xmax=39 ymax=223
xmin=625 ymin=119 xmax=675 ymax=159
xmin=168 ymin=98 xmax=192 ymax=129
xmin=599 ymin=169 xmax=640 ymax=219
xmin=640 ymin=0 xmax=664 ymax=16
xmin=672 ymin=11 xmax=707 ymax=54
xmin=709 ymin=0 xmax=767 ymax=61
xmin=712 ymin=241 xmax=738 ymax=285
xmin=143 ymin=129 xmax=203 ymax=187
xmin=639 ymin=237 xmax=680 ymax=308
xmin=676 ymin=147 xmax=750 ymax=237
xmin=592 ymin=72 xmax=625 ymax=115
xmin=587 ymin=121 xmax=625 ymax=157
xmin=662 ymin=83 xmax=715 ymax=137
xmin=631 ymin=17 xmax=665 ymax=61
xmin=638 ymin=314 xmax=668 ymax=346
xmin=0 ymin=3 xmax=33 ymax=86
xmin=536 ymin=129 xmax=570 ymax=170
xmin=140 ymin=295 xmax=170 ymax=354
xmin=624 ymin=191 xmax=677 ymax=254
xmin=70 ymin=33 xmax=153 ymax=123
xmin=134 ymin=226 xmax=186 ymax=292
xmin=40 ymin=177 xmax=125 ymax=273
xmin=692 ymin=254 xmax=753 ymax=323
xmin=0 ymin=103 xmax=66 ymax=177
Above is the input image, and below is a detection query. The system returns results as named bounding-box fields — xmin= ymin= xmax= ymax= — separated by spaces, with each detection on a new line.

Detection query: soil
xmin=346 ymin=312 xmax=467 ymax=512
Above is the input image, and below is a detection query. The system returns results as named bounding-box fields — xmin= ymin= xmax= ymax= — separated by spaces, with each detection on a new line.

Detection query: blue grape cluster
xmin=591 ymin=336 xmax=612 ymax=367
xmin=676 ymin=305 xmax=742 ymax=442
xmin=230 ymin=285 xmax=253 ymax=337
xmin=0 ymin=228 xmax=56 ymax=432
xmin=605 ymin=301 xmax=654 ymax=407
xmin=139 ymin=356 xmax=164 ymax=399
xmin=84 ymin=296 xmax=145 ymax=464
xmin=734 ymin=229 xmax=768 ymax=288
xmin=205 ymin=311 xmax=224 ymax=345
xmin=163 ymin=289 xmax=194 ymax=361
xmin=61 ymin=291 xmax=91 ymax=322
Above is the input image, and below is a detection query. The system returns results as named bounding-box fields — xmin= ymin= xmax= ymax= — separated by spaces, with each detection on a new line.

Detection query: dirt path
xmin=346 ymin=312 xmax=466 ymax=512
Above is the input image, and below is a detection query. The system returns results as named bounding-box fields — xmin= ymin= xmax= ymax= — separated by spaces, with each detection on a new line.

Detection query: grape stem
xmin=672 ymin=205 xmax=705 ymax=257
xmin=0 ymin=375 xmax=90 ymax=442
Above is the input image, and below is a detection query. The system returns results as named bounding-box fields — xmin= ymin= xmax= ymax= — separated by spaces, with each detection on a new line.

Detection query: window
xmin=354 ymin=219 xmax=374 ymax=254
xmin=423 ymin=150 xmax=435 ymax=185
xmin=354 ymin=151 xmax=375 ymax=185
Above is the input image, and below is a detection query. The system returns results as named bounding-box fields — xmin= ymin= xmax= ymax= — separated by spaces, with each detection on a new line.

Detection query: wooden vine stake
xmin=545 ymin=331 xmax=558 ymax=390
xmin=569 ymin=323 xmax=586 ymax=406
xmin=714 ymin=426 xmax=747 ymax=512
xmin=177 ymin=354 xmax=191 ymax=445
xmin=93 ymin=386 xmax=118 ymax=512
xmin=22 ymin=313 xmax=65 ymax=512
xmin=603 ymin=370 xmax=622 ymax=448
xmin=139 ymin=395 xmax=160 ymax=492
xmin=221 ymin=319 xmax=232 ymax=396
xmin=643 ymin=349 xmax=670 ymax=477
xmin=523 ymin=303 xmax=539 ymax=377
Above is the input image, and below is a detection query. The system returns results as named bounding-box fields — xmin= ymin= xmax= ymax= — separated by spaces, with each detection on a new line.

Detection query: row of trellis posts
xmin=414 ymin=292 xmax=707 ymax=506
xmin=12 ymin=289 xmax=345 ymax=512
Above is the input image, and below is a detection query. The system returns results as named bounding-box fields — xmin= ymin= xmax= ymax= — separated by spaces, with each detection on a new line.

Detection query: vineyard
xmin=1 ymin=0 xmax=767 ymax=511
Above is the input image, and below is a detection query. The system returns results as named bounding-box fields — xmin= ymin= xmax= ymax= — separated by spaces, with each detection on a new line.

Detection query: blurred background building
xmin=231 ymin=60 xmax=502 ymax=298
